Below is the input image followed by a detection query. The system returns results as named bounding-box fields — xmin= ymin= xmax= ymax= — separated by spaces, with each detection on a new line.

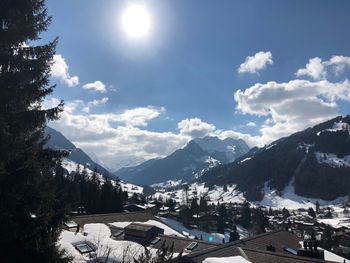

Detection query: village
xmin=59 ymin=181 xmax=350 ymax=262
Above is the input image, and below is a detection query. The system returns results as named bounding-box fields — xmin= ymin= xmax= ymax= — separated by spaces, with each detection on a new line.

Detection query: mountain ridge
xmin=44 ymin=126 xmax=115 ymax=178
xmin=114 ymin=136 xmax=250 ymax=185
xmin=200 ymin=115 xmax=350 ymax=201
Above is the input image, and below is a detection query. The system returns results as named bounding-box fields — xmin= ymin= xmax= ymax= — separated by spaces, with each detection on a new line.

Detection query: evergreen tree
xmin=316 ymin=201 xmax=320 ymax=213
xmin=217 ymin=204 xmax=227 ymax=234
xmin=282 ymin=207 xmax=290 ymax=219
xmin=321 ymin=226 xmax=334 ymax=250
xmin=229 ymin=225 xmax=240 ymax=242
xmin=308 ymin=207 xmax=316 ymax=218
xmin=240 ymin=201 xmax=251 ymax=229
xmin=0 ymin=0 xmax=69 ymax=261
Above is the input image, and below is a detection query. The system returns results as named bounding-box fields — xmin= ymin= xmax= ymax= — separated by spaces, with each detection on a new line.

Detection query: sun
xmin=121 ymin=5 xmax=151 ymax=38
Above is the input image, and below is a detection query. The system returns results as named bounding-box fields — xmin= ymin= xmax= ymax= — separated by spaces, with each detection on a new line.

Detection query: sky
xmin=41 ymin=0 xmax=350 ymax=171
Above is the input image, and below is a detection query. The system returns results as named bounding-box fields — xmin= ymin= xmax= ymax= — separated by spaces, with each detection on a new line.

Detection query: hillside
xmin=114 ymin=136 xmax=250 ymax=185
xmin=201 ymin=116 xmax=350 ymax=201
xmin=44 ymin=126 xmax=115 ymax=178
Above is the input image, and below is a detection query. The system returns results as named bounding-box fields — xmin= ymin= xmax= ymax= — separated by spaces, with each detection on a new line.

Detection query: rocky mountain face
xmin=201 ymin=116 xmax=350 ymax=201
xmin=114 ymin=136 xmax=250 ymax=185
xmin=44 ymin=126 xmax=114 ymax=178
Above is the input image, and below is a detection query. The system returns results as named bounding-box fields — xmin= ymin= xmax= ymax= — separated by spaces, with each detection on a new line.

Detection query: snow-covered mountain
xmin=114 ymin=136 xmax=250 ymax=185
xmin=201 ymin=115 xmax=350 ymax=201
xmin=194 ymin=136 xmax=249 ymax=162
xmin=44 ymin=126 xmax=115 ymax=178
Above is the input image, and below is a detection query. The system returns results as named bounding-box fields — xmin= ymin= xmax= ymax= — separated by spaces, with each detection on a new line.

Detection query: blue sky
xmin=43 ymin=0 xmax=350 ymax=170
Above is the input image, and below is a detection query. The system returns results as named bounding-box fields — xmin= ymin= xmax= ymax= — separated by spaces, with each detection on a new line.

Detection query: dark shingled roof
xmin=151 ymin=235 xmax=217 ymax=254
xmin=241 ymin=248 xmax=335 ymax=263
xmin=72 ymin=211 xmax=158 ymax=226
xmin=184 ymin=230 xmax=336 ymax=263
xmin=125 ymin=223 xmax=158 ymax=232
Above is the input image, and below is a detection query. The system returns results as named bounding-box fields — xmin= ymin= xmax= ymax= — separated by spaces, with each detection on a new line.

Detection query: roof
xmin=184 ymin=230 xmax=336 ymax=263
xmin=108 ymin=225 xmax=217 ymax=253
xmin=72 ymin=211 xmax=158 ymax=226
xmin=125 ymin=223 xmax=159 ymax=232
xmin=151 ymin=235 xmax=217 ymax=253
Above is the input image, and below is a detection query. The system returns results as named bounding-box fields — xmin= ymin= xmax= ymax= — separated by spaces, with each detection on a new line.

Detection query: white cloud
xmin=326 ymin=55 xmax=350 ymax=75
xmin=296 ymin=55 xmax=350 ymax=80
xmin=46 ymin=100 xmax=188 ymax=170
xmin=234 ymin=79 xmax=350 ymax=144
xmin=178 ymin=118 xmax=216 ymax=138
xmin=295 ymin=57 xmax=326 ymax=80
xmin=51 ymin=54 xmax=79 ymax=87
xmin=82 ymin=97 xmax=109 ymax=113
xmin=90 ymin=106 xmax=166 ymax=127
xmin=238 ymin=51 xmax=273 ymax=74
xmin=82 ymin=81 xmax=107 ymax=93
xmin=246 ymin=121 xmax=257 ymax=127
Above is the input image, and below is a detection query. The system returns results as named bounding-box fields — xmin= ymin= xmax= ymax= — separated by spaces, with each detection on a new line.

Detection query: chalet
xmin=123 ymin=223 xmax=164 ymax=245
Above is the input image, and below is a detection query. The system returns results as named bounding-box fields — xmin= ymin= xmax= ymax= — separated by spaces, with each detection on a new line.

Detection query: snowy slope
xmin=152 ymin=181 xmax=348 ymax=210
xmin=62 ymin=159 xmax=143 ymax=196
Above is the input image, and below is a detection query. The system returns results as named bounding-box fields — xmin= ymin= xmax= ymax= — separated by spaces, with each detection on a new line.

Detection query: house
xmin=123 ymin=223 xmax=164 ymax=245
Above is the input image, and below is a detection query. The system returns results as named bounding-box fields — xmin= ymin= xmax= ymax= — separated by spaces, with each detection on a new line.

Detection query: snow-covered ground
xmin=153 ymin=181 xmax=347 ymax=210
xmin=119 ymin=181 xmax=144 ymax=195
xmin=159 ymin=217 xmax=248 ymax=244
xmin=258 ymin=181 xmax=348 ymax=210
xmin=318 ymin=121 xmax=350 ymax=136
xmin=59 ymin=223 xmax=156 ymax=262
xmin=317 ymin=218 xmax=350 ymax=229
xmin=315 ymin=152 xmax=350 ymax=168
xmin=153 ymin=183 xmax=245 ymax=205
xmin=151 ymin=180 xmax=183 ymax=189
xmin=62 ymin=159 xmax=143 ymax=196
xmin=110 ymin=219 xmax=184 ymax=237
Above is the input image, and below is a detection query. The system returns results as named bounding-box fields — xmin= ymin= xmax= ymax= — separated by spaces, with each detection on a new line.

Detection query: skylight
xmin=75 ymin=243 xmax=94 ymax=254
xmin=64 ymin=221 xmax=78 ymax=228
xmin=150 ymin=237 xmax=161 ymax=245
xmin=186 ymin=242 xmax=198 ymax=251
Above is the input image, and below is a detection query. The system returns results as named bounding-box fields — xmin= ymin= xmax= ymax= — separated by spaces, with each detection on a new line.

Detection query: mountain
xmin=194 ymin=136 xmax=249 ymax=162
xmin=201 ymin=115 xmax=350 ymax=201
xmin=114 ymin=136 xmax=250 ymax=185
xmin=44 ymin=126 xmax=115 ymax=178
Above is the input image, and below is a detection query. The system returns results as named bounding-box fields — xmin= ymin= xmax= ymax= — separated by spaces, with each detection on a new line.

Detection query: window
xmin=284 ymin=247 xmax=297 ymax=255
xmin=75 ymin=243 xmax=94 ymax=254
xmin=186 ymin=242 xmax=198 ymax=251
xmin=150 ymin=237 xmax=161 ymax=245
xmin=64 ymin=221 xmax=78 ymax=228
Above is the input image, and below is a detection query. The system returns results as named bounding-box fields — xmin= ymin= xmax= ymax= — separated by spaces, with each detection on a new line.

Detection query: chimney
xmin=297 ymin=240 xmax=324 ymax=260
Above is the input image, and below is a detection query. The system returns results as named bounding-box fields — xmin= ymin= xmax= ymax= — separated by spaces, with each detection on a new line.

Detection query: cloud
xmin=82 ymin=97 xmax=109 ymax=113
xmin=295 ymin=57 xmax=326 ymax=80
xmin=46 ymin=100 xmax=188 ymax=170
xmin=246 ymin=121 xmax=257 ymax=127
xmin=82 ymin=81 xmax=107 ymax=93
xmin=234 ymin=78 xmax=350 ymax=144
xmin=51 ymin=54 xmax=79 ymax=87
xmin=238 ymin=51 xmax=273 ymax=74
xmin=296 ymin=55 xmax=350 ymax=80
xmin=178 ymin=118 xmax=216 ymax=138
xmin=90 ymin=106 xmax=166 ymax=127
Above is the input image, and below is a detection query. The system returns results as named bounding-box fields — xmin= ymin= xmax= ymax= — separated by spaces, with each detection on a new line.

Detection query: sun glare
xmin=121 ymin=5 xmax=151 ymax=38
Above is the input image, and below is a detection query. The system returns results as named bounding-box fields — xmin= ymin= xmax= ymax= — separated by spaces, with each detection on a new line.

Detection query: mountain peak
xmin=194 ymin=136 xmax=250 ymax=162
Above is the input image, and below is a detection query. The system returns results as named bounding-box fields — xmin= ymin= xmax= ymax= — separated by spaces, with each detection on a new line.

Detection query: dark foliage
xmin=0 ymin=0 xmax=69 ymax=261
xmin=55 ymin=165 xmax=125 ymax=214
